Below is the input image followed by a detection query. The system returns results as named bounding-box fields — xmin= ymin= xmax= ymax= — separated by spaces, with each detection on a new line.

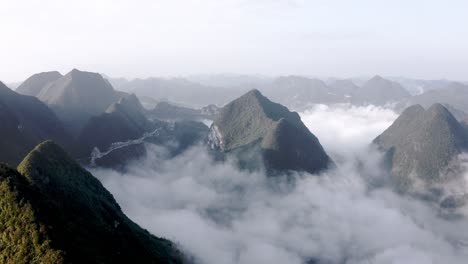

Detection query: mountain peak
xmin=245 ymin=88 xmax=262 ymax=98
xmin=237 ymin=89 xmax=266 ymax=105
xmin=21 ymin=140 xmax=67 ymax=159
xmin=67 ymin=68 xmax=102 ymax=79
xmin=427 ymin=103 xmax=452 ymax=116
xmin=18 ymin=140 xmax=78 ymax=188
xmin=70 ymin=68 xmax=81 ymax=74
xmin=369 ymin=75 xmax=385 ymax=81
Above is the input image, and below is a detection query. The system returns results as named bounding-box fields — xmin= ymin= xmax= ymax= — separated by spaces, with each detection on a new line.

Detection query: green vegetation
xmin=0 ymin=141 xmax=186 ymax=263
xmin=0 ymin=164 xmax=63 ymax=263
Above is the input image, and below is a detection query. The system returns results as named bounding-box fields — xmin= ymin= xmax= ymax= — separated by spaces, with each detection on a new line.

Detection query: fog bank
xmin=91 ymin=105 xmax=468 ymax=264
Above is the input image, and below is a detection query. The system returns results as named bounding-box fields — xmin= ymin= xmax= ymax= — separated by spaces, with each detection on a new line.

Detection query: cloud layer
xmin=91 ymin=105 xmax=468 ymax=264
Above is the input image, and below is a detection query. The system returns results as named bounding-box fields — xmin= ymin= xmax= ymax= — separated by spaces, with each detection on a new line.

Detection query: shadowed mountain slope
xmin=77 ymin=94 xmax=208 ymax=168
xmin=0 ymin=81 xmax=70 ymax=166
xmin=16 ymin=71 xmax=63 ymax=97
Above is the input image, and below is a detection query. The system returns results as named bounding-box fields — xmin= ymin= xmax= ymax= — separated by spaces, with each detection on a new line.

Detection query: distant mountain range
xmin=109 ymin=77 xmax=248 ymax=107
xmin=105 ymin=74 xmax=468 ymax=118
xmin=404 ymin=82 xmax=468 ymax=116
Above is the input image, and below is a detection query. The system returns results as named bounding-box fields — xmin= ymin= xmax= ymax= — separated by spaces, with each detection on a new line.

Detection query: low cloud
xmin=91 ymin=105 xmax=468 ymax=264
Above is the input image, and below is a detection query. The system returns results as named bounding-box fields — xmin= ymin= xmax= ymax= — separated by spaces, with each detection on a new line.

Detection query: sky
xmin=1 ymin=0 xmax=468 ymax=82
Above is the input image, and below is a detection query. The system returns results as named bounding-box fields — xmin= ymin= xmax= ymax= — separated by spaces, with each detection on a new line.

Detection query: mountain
xmin=36 ymin=69 xmax=124 ymax=135
xmin=405 ymin=82 xmax=468 ymax=114
xmin=16 ymin=71 xmax=63 ymax=97
xmin=351 ymin=75 xmax=411 ymax=106
xmin=147 ymin=101 xmax=219 ymax=121
xmin=373 ymin=104 xmax=468 ymax=204
xmin=260 ymin=76 xmax=343 ymax=110
xmin=0 ymin=141 xmax=186 ymax=263
xmin=77 ymin=94 xmax=208 ymax=168
xmin=207 ymin=89 xmax=333 ymax=175
xmin=0 ymin=81 xmax=70 ymax=166
xmin=187 ymin=74 xmax=271 ymax=88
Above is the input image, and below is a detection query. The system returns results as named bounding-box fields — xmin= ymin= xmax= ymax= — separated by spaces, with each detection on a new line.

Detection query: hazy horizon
xmin=1 ymin=0 xmax=467 ymax=83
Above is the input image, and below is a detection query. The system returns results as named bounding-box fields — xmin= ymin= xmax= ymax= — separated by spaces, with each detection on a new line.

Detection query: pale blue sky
xmin=1 ymin=0 xmax=467 ymax=82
